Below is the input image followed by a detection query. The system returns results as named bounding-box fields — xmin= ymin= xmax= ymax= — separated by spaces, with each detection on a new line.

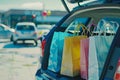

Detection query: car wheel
xmin=34 ymin=40 xmax=38 ymax=46
xmin=10 ymin=36 xmax=13 ymax=41
xmin=13 ymin=40 xmax=17 ymax=45
xmin=39 ymin=37 xmax=42 ymax=42
xmin=23 ymin=40 xmax=25 ymax=43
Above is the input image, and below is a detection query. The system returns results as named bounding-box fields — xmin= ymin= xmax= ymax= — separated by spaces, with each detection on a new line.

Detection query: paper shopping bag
xmin=80 ymin=38 xmax=89 ymax=80
xmin=61 ymin=35 xmax=87 ymax=77
xmin=48 ymin=32 xmax=71 ymax=72
xmin=95 ymin=36 xmax=114 ymax=76
xmin=88 ymin=36 xmax=114 ymax=80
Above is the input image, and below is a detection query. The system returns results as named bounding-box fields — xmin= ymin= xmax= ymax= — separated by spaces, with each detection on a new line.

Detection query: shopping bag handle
xmin=94 ymin=19 xmax=118 ymax=36
xmin=74 ymin=23 xmax=93 ymax=36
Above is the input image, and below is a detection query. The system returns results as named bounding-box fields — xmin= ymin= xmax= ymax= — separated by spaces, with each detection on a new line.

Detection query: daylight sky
xmin=0 ymin=0 xmax=68 ymax=11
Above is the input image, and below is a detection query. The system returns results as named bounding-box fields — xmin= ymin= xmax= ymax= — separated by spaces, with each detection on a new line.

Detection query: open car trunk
xmin=36 ymin=1 xmax=120 ymax=80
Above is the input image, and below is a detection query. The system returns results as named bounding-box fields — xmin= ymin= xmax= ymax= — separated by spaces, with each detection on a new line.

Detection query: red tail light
xmin=14 ymin=31 xmax=18 ymax=35
xmin=41 ymin=39 xmax=46 ymax=56
xmin=14 ymin=31 xmax=17 ymax=34
xmin=114 ymin=58 xmax=120 ymax=80
xmin=33 ymin=31 xmax=37 ymax=34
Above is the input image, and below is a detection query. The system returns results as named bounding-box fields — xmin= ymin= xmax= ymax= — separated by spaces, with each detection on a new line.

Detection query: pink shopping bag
xmin=80 ymin=38 xmax=89 ymax=80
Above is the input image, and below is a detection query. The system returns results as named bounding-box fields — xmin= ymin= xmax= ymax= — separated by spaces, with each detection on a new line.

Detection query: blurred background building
xmin=0 ymin=9 xmax=67 ymax=28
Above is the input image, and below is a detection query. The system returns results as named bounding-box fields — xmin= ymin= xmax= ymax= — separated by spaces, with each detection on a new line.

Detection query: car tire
xmin=10 ymin=35 xmax=13 ymax=41
xmin=39 ymin=37 xmax=42 ymax=42
xmin=34 ymin=40 xmax=38 ymax=46
xmin=13 ymin=40 xmax=17 ymax=45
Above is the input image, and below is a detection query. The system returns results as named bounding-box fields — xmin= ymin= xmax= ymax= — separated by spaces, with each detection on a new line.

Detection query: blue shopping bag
xmin=88 ymin=36 xmax=114 ymax=80
xmin=48 ymin=32 xmax=71 ymax=72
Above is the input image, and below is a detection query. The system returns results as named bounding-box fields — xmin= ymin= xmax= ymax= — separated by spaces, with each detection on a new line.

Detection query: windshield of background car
xmin=16 ymin=25 xmax=35 ymax=31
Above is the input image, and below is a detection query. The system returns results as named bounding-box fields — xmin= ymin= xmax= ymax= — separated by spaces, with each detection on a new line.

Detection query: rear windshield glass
xmin=94 ymin=17 xmax=120 ymax=33
xmin=65 ymin=18 xmax=90 ymax=32
xmin=16 ymin=25 xmax=35 ymax=30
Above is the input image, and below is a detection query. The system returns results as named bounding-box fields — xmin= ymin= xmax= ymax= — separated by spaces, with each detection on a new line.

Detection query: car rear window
xmin=65 ymin=17 xmax=90 ymax=32
xmin=94 ymin=17 xmax=120 ymax=33
xmin=16 ymin=25 xmax=35 ymax=30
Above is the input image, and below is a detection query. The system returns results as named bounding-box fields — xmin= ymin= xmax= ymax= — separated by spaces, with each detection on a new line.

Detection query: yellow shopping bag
xmin=60 ymin=23 xmax=87 ymax=77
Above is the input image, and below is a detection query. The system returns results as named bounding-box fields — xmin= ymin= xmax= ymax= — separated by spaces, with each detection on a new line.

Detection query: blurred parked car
xmin=0 ymin=23 xmax=15 ymax=40
xmin=36 ymin=0 xmax=120 ymax=80
xmin=37 ymin=24 xmax=52 ymax=42
xmin=12 ymin=22 xmax=38 ymax=46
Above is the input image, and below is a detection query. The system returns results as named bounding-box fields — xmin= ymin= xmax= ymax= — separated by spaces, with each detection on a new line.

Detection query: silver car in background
xmin=12 ymin=22 xmax=38 ymax=46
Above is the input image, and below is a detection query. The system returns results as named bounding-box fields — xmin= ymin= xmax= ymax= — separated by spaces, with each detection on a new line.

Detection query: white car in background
xmin=12 ymin=22 xmax=38 ymax=46
xmin=37 ymin=24 xmax=52 ymax=42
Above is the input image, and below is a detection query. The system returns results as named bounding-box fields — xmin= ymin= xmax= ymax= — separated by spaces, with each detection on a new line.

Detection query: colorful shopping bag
xmin=88 ymin=35 xmax=114 ymax=80
xmin=48 ymin=32 xmax=71 ymax=72
xmin=88 ymin=36 xmax=100 ymax=80
xmin=61 ymin=35 xmax=87 ymax=77
xmin=80 ymin=38 xmax=89 ymax=80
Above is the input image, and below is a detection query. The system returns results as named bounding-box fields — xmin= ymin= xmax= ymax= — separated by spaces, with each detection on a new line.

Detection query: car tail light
xmin=33 ymin=31 xmax=37 ymax=36
xmin=14 ymin=31 xmax=17 ymax=34
xmin=41 ymin=39 xmax=46 ymax=56
xmin=33 ymin=31 xmax=37 ymax=34
xmin=14 ymin=31 xmax=19 ymax=36
xmin=114 ymin=58 xmax=120 ymax=80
